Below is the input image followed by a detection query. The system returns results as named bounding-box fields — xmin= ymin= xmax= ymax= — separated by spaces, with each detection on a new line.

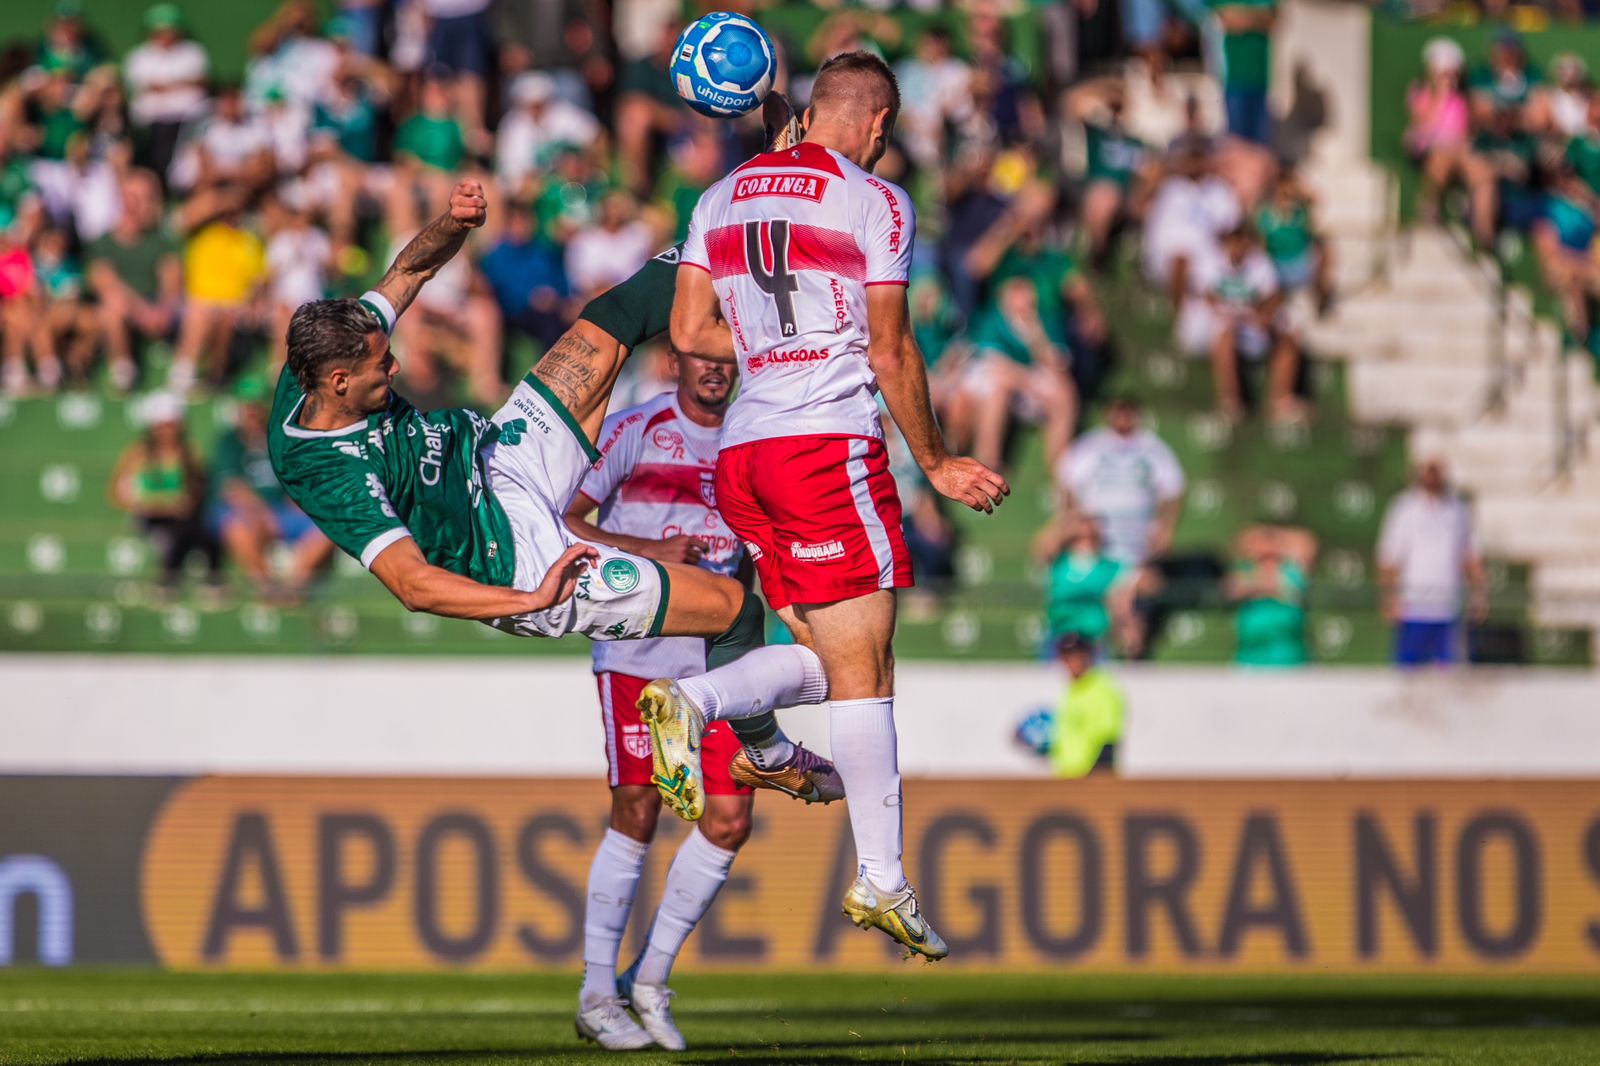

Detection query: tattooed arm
xmin=374 ymin=179 xmax=487 ymax=318
xmin=532 ymin=318 xmax=625 ymax=440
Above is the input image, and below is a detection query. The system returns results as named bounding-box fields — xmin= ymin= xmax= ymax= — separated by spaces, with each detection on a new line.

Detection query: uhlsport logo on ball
xmin=669 ymin=12 xmax=777 ymax=118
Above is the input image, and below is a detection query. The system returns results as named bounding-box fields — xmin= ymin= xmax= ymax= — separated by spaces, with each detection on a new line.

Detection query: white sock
xmin=677 ymin=644 xmax=828 ymax=722
xmin=633 ymin=828 xmax=736 ymax=985
xmin=580 ymin=828 xmax=649 ymax=1008
xmin=830 ymin=697 xmax=905 ymax=891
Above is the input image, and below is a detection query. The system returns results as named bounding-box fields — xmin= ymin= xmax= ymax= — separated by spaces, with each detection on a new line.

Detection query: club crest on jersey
xmin=600 ymin=558 xmax=641 ymax=593
xmin=700 ymin=470 xmax=717 ymax=508
xmin=731 ymin=173 xmax=829 ymax=203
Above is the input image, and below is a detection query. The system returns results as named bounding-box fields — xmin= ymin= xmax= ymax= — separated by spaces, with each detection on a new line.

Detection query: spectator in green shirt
xmin=1067 ymin=81 xmax=1155 ymax=270
xmin=1035 ymin=514 xmax=1152 ymax=657
xmin=1255 ymin=169 xmax=1333 ymax=314
xmin=1208 ymin=0 xmax=1276 ymax=146
xmin=87 ymin=169 xmax=181 ymax=392
xmin=1466 ymin=33 xmax=1546 ymax=130
xmin=1226 ymin=523 xmax=1317 ymax=667
xmin=209 ymin=375 xmax=333 ymax=603
xmin=1048 ymin=632 xmax=1125 ymax=778
xmin=392 ymin=71 xmax=467 ymax=221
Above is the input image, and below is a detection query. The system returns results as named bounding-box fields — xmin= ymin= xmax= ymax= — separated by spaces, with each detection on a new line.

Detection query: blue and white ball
xmin=669 ymin=12 xmax=777 ymax=118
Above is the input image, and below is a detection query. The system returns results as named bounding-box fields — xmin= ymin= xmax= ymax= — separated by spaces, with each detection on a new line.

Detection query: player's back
xmin=682 ymin=141 xmax=914 ymax=450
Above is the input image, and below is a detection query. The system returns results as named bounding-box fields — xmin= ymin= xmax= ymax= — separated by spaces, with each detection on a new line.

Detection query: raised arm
xmin=866 ymin=286 xmax=1009 ymax=513
xmin=373 ymin=178 xmax=487 ymax=320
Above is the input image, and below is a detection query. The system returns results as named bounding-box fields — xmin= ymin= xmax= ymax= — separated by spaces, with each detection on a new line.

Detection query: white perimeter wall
xmin=1 ymin=656 xmax=1596 ymax=778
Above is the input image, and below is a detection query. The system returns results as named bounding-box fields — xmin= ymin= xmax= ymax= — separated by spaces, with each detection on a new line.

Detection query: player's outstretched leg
xmin=638 ymin=572 xmax=839 ymax=820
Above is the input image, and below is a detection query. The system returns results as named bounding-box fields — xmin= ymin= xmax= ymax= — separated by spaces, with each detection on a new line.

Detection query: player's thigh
xmin=714 ymin=445 xmax=790 ymax=612
xmin=795 ymin=589 xmax=896 ymax=700
xmin=655 ymin=563 xmax=744 ymax=638
xmin=774 ymin=604 xmax=814 ymax=649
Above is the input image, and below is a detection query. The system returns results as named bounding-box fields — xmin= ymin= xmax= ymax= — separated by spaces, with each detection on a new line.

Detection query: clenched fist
xmin=449 ymin=179 xmax=488 ymax=230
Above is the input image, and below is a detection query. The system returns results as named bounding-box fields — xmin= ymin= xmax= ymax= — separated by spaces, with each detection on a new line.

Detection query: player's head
xmin=286 ymin=299 xmax=396 ymax=414
xmin=669 ymin=345 xmax=734 ymax=417
xmin=803 ymin=51 xmax=900 ymax=171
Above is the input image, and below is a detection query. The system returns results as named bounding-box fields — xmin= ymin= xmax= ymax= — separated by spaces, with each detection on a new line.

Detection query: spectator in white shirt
xmin=1177 ymin=224 xmax=1304 ymax=424
xmin=1377 ymin=458 xmax=1488 ymax=669
xmin=167 ymin=83 xmax=273 ymax=214
xmin=123 ymin=4 xmax=209 ymax=183
xmin=565 ymin=190 xmax=655 ymax=300
xmin=1056 ymin=395 xmax=1185 ymax=566
xmin=1141 ymin=148 xmax=1240 ymax=312
xmin=494 ymin=71 xmax=602 ymax=199
xmin=263 ymin=196 xmax=331 ymax=367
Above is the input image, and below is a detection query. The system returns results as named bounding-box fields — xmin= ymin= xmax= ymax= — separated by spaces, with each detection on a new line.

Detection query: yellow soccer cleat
xmin=636 ymin=679 xmax=706 ymax=821
xmin=841 ymin=876 xmax=949 ymax=961
xmin=729 ymin=744 xmax=845 ymax=804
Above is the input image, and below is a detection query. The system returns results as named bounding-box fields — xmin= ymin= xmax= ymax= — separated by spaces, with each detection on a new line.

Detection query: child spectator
xmin=31 ymin=226 xmax=97 ymax=388
xmin=1256 ymin=169 xmax=1334 ymax=313
xmin=1226 ymin=523 xmax=1317 ymax=667
xmin=107 ymin=392 xmax=222 ymax=603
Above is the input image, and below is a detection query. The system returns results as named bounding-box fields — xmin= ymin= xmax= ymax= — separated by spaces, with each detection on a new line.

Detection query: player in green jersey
xmin=269 ymin=178 xmax=837 ymax=825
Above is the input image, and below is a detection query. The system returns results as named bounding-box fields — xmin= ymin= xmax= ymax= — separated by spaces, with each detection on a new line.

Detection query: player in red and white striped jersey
xmin=661 ymin=55 xmax=1011 ymax=960
xmin=564 ymin=347 xmax=840 ymax=1050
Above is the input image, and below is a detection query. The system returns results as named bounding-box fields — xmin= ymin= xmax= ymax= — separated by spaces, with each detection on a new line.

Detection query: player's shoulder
xmin=596 ymin=391 xmax=673 ymax=459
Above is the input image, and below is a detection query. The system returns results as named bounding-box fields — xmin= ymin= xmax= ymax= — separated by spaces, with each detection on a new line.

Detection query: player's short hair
xmin=286 ymin=298 xmax=384 ymax=393
xmin=809 ymin=51 xmax=900 ymax=130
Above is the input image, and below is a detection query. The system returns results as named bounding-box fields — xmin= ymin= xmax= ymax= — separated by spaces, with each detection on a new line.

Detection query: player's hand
xmin=529 ymin=543 xmax=599 ymax=611
xmin=646 ymin=535 xmax=712 ymax=565
xmin=449 ymin=179 xmax=487 ymax=231
xmin=926 ymin=455 xmax=1010 ymax=515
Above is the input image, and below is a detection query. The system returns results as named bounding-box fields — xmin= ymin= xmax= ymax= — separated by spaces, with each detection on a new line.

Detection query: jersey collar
xmin=280 ymin=393 xmax=368 ymax=439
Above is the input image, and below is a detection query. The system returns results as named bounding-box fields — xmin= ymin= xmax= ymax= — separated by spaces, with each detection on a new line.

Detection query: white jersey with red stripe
xmin=681 ymin=141 xmax=915 ymax=450
xmin=579 ymin=391 xmax=741 ymax=678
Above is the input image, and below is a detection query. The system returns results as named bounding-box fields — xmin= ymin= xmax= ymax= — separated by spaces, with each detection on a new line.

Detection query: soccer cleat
xmin=729 ymin=744 xmax=845 ymax=804
xmin=841 ymin=876 xmax=950 ymax=961
xmin=574 ymin=996 xmax=656 ymax=1051
xmin=617 ymin=966 xmax=686 ymax=1051
xmin=636 ymin=679 xmax=706 ymax=821
xmin=763 ymin=90 xmax=801 ymax=152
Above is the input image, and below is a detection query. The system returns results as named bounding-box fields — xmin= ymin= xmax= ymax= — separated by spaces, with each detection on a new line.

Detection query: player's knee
xmin=610 ymin=791 xmax=660 ymax=842
xmin=701 ymin=807 xmax=752 ymax=851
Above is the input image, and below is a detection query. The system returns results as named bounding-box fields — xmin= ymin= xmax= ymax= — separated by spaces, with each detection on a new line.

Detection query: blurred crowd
xmin=0 ymin=0 xmax=1502 ymax=668
xmin=1406 ymin=31 xmax=1600 ymax=356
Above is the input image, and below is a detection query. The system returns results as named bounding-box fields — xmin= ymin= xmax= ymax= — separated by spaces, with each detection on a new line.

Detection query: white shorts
xmin=482 ymin=373 xmax=669 ymax=641
xmin=1176 ymin=299 xmax=1272 ymax=360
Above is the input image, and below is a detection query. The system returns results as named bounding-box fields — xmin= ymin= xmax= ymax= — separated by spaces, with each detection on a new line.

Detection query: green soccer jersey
xmin=1208 ymin=0 xmax=1275 ymax=91
xmin=212 ymin=426 xmax=285 ymax=509
xmin=1256 ymin=200 xmax=1313 ymax=265
xmin=267 ymin=358 xmax=516 ymax=584
xmin=1085 ymin=123 xmax=1146 ymax=189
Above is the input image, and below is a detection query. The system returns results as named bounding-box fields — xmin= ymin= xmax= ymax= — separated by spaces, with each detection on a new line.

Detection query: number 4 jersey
xmin=681 ymin=141 xmax=914 ymax=449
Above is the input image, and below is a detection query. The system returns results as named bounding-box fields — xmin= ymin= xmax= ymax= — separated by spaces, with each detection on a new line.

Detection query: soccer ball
xmin=669 ymin=12 xmax=777 ymax=118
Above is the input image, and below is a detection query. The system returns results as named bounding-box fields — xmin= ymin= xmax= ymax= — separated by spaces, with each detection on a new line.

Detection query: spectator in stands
xmin=122 ymin=4 xmax=208 ymax=184
xmin=945 ymin=276 xmax=1077 ymax=475
xmin=210 ymin=374 xmax=332 ymax=603
xmin=87 ymin=169 xmax=180 ymax=393
xmin=1177 ymin=223 xmax=1304 ymax=424
xmin=35 ymin=0 xmax=106 ymax=84
xmin=1547 ymin=52 xmax=1589 ymax=139
xmin=1376 ymin=457 xmax=1489 ymax=669
xmin=307 ymin=58 xmax=391 ymax=252
xmin=1531 ymin=165 xmax=1600 ymax=346
xmin=392 ymin=68 xmax=467 ymax=217
xmin=564 ymin=189 xmax=654 ymax=302
xmin=480 ymin=200 xmax=570 ymax=352
xmin=1066 ymin=81 xmax=1153 ymax=270
xmin=614 ymin=22 xmax=687 ymax=196
xmin=31 ymin=128 xmax=123 ymax=244
xmin=1056 ymin=395 xmax=1185 ymax=567
xmin=262 ymin=196 xmax=331 ymax=368
xmin=1469 ymin=104 xmax=1538 ymax=245
xmin=1466 ymin=32 xmax=1546 ymax=131
xmin=0 ymin=228 xmax=51 ymax=396
xmin=496 ymin=71 xmax=603 ymax=203
xmin=1142 ymin=147 xmax=1241 ymax=313
xmin=172 ymin=207 xmax=265 ymax=391
xmin=108 ymin=392 xmax=222 ymax=603
xmin=1047 ymin=632 xmax=1125 ymax=778
xmin=1565 ymin=94 xmax=1600 ymax=197
xmin=1226 ymin=523 xmax=1316 ymax=667
xmin=1036 ymin=514 xmax=1149 ymax=657
xmin=1256 ymin=168 xmax=1333 ymax=314
xmin=1407 ymin=39 xmax=1473 ymax=230
xmin=30 ymin=225 xmax=97 ymax=388
xmin=387 ymin=220 xmax=502 ymax=405
xmin=421 ymin=0 xmax=493 ymax=146
xmin=894 ymin=26 xmax=972 ymax=172
xmin=1208 ymin=0 xmax=1277 ymax=146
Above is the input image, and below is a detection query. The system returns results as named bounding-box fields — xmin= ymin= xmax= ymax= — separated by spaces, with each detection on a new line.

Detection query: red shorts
xmin=597 ymin=672 xmax=749 ymax=794
xmin=714 ymin=434 xmax=913 ymax=611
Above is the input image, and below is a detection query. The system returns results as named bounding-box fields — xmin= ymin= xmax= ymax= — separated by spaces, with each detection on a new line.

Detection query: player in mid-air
xmin=561 ymin=345 xmax=836 ymax=1050
xmin=268 ymin=180 xmax=845 ymax=823
xmin=655 ymin=54 xmax=1011 ymax=960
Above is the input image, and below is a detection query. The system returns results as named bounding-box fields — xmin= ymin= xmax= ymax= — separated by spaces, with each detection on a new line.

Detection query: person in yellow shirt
xmin=171 ymin=208 xmax=264 ymax=391
xmin=1048 ymin=632 xmax=1126 ymax=778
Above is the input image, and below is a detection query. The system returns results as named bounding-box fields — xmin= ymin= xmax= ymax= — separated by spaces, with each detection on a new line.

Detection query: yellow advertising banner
xmin=139 ymin=777 xmax=1600 ymax=972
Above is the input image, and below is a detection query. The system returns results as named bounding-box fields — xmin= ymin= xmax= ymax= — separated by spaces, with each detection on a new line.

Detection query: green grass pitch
xmin=2 ymin=971 xmax=1598 ymax=1065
